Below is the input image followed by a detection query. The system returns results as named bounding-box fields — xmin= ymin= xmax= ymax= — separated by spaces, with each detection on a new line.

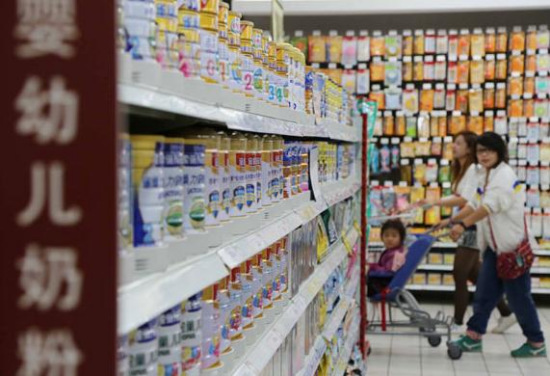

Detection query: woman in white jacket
xmin=441 ymin=132 xmax=545 ymax=358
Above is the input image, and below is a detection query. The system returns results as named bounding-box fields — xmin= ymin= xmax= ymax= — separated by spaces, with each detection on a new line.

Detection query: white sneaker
xmin=450 ymin=323 xmax=465 ymax=333
xmin=491 ymin=315 xmax=518 ymax=334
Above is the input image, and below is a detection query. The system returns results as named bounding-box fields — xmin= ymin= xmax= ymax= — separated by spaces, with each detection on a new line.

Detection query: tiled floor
xmin=366 ymin=303 xmax=550 ymax=376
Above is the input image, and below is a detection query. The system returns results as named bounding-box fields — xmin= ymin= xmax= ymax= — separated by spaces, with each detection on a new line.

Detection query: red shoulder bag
xmin=488 ymin=216 xmax=534 ymax=280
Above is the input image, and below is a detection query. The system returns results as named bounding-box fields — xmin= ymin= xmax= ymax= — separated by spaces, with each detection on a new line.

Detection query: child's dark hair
xmin=381 ymin=219 xmax=406 ymax=245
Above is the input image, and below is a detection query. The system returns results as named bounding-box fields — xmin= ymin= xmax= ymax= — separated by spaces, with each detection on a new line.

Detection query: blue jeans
xmin=467 ymin=248 xmax=545 ymax=343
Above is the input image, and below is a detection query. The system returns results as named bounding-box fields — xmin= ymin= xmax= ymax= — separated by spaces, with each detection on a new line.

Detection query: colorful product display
xmin=119 ymin=195 xmax=360 ymax=376
xmin=119 ymin=1 xmax=357 ymax=127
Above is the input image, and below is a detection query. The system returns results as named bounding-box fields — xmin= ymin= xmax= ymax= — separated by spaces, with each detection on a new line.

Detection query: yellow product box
xmin=540 ymin=277 xmax=550 ymax=288
xmin=538 ymin=257 xmax=550 ymax=267
xmin=369 ymin=227 xmax=381 ymax=243
xmin=444 ymin=254 xmax=455 ymax=265
xmin=428 ymin=253 xmax=443 ymax=264
xmin=443 ymin=274 xmax=454 ymax=286
xmin=413 ymin=273 xmax=427 ymax=285
xmin=428 ymin=273 xmax=442 ymax=285
xmin=531 ymin=277 xmax=541 ymax=288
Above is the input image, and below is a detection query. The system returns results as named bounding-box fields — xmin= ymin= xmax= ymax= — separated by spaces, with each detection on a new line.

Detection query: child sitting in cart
xmin=367 ymin=219 xmax=407 ymax=298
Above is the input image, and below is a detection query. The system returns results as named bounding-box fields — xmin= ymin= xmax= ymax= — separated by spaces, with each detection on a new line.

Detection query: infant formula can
xmin=201 ymin=285 xmax=221 ymax=369
xmin=131 ymin=135 xmax=165 ymax=247
xmin=240 ymin=20 xmax=253 ymax=41
xmin=255 ymin=135 xmax=263 ymax=210
xmin=163 ymin=138 xmax=184 ymax=240
xmin=227 ymin=45 xmax=242 ymax=92
xmin=124 ymin=17 xmax=158 ymax=61
xmin=178 ymin=28 xmax=200 ymax=78
xmin=218 ymin=278 xmax=232 ymax=353
xmin=228 ymin=269 xmax=243 ymax=341
xmin=229 ymin=133 xmax=247 ymax=217
xmin=181 ymin=295 xmax=202 ymax=376
xmin=261 ymin=135 xmax=273 ymax=206
xmin=182 ymin=137 xmax=206 ymax=233
xmin=158 ymin=305 xmax=182 ymax=376
xmin=245 ymin=135 xmax=258 ymax=213
xmin=199 ymin=13 xmax=219 ymax=83
xmin=129 ymin=318 xmax=158 ymax=376
xmin=178 ymin=0 xmax=200 ymax=11
xmin=199 ymin=133 xmax=221 ymax=227
xmin=200 ymin=0 xmax=219 ymax=14
xmin=217 ymin=132 xmax=231 ymax=222
xmin=228 ymin=11 xmax=241 ymax=46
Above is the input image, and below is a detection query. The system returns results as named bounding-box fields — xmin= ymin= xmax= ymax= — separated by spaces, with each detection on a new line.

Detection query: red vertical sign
xmin=0 ymin=1 xmax=117 ymax=376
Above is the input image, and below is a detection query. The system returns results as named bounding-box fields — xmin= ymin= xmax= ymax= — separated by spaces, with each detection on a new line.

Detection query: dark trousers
xmin=467 ymin=249 xmax=544 ymax=343
xmin=453 ymin=247 xmax=512 ymax=325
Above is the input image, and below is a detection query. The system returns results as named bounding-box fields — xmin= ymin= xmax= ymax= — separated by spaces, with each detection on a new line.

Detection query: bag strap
xmin=487 ymin=215 xmax=498 ymax=252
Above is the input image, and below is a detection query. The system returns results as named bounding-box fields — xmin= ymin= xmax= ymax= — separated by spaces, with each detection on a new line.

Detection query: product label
xmin=253 ymin=62 xmax=264 ymax=100
xmin=181 ymin=311 xmax=201 ymax=373
xmin=228 ymin=47 xmax=242 ymax=92
xmin=205 ymin=152 xmax=220 ymax=227
xmin=241 ymin=54 xmax=254 ymax=95
xmin=133 ymin=142 xmax=164 ymax=247
xmin=200 ymin=50 xmax=219 ymax=83
xmin=245 ymin=152 xmax=257 ymax=212
xmin=183 ymin=145 xmax=206 ymax=233
xmin=218 ymin=41 xmax=229 ymax=86
xmin=164 ymin=142 xmax=184 ymax=240
xmin=230 ymin=152 xmax=246 ymax=217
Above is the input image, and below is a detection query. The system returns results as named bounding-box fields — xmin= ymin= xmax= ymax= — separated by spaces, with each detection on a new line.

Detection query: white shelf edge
xmin=119 ymin=82 xmax=360 ymax=143
xmin=233 ymin=229 xmax=353 ymax=375
xmin=368 ymin=241 xmax=457 ymax=249
xmin=117 ymin=250 xmax=228 ymax=335
xmin=406 ymin=284 xmax=550 ymax=294
xmin=219 ymin=178 xmax=360 ymax=268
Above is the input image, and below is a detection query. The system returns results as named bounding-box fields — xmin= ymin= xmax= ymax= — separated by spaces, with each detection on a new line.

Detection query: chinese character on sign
xmin=17 ymin=162 xmax=82 ymax=227
xmin=17 ymin=328 xmax=82 ymax=376
xmin=15 ymin=0 xmax=79 ymax=58
xmin=18 ymin=244 xmax=83 ymax=311
xmin=16 ymin=76 xmax=79 ymax=145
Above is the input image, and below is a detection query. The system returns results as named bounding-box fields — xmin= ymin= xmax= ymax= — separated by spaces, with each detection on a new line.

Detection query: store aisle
xmin=366 ymin=303 xmax=550 ymax=376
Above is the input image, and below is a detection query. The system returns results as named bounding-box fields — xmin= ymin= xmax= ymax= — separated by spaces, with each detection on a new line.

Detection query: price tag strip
xmin=120 ymin=83 xmax=360 ymax=142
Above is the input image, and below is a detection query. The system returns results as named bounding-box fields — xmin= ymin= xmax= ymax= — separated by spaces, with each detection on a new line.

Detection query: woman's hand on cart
xmin=450 ymin=223 xmax=465 ymax=241
xmin=432 ymin=218 xmax=451 ymax=232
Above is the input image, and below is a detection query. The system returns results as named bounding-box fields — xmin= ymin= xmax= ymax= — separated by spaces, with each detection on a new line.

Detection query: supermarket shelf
xmin=368 ymin=241 xmax=457 ymax=249
xmin=118 ymin=80 xmax=361 ymax=142
xmin=418 ymin=264 xmax=550 ymax=273
xmin=406 ymin=284 xmax=550 ymax=294
xmin=118 ymin=251 xmax=228 ymax=335
xmin=231 ymin=228 xmax=356 ymax=375
xmin=418 ymin=264 xmax=453 ymax=272
xmin=118 ymin=178 xmax=359 ymax=335
xmin=369 ymin=244 xmax=550 ymax=257
xmin=219 ymin=178 xmax=360 ymax=268
xmin=331 ymin=312 xmax=361 ymax=376
xmin=233 ymin=0 xmax=550 ymax=15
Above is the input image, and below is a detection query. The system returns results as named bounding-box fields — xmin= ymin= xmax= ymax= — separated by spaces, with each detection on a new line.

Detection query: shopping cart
xmin=366 ymin=227 xmax=463 ymax=360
